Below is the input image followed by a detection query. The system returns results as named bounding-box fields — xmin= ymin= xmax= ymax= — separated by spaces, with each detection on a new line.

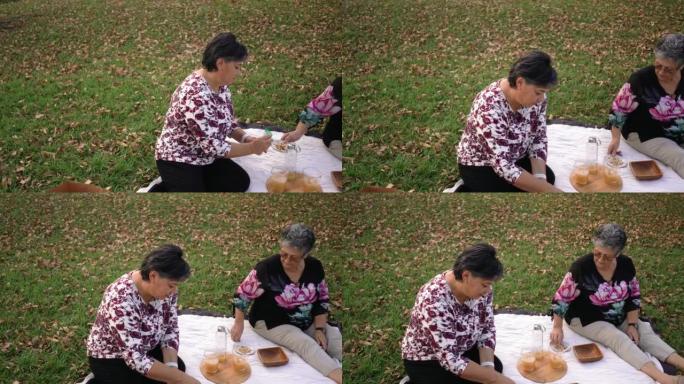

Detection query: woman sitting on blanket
xmin=608 ymin=33 xmax=684 ymax=178
xmin=86 ymin=245 xmax=200 ymax=384
xmin=550 ymin=223 xmax=684 ymax=384
xmin=231 ymin=223 xmax=343 ymax=384
xmin=154 ymin=32 xmax=272 ymax=192
xmin=281 ymin=77 xmax=343 ymax=160
xmin=457 ymin=50 xmax=562 ymax=192
xmin=401 ymin=243 xmax=514 ymax=384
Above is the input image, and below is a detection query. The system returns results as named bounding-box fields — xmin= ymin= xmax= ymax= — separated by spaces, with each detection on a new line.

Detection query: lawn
xmin=0 ymin=0 xmax=345 ymax=191
xmin=0 ymin=194 xmax=682 ymax=383
xmin=344 ymin=0 xmax=684 ymax=190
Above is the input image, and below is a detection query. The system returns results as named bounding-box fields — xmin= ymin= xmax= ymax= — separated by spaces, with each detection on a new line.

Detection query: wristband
xmin=166 ymin=362 xmax=178 ymax=368
xmin=628 ymin=323 xmax=638 ymax=328
xmin=533 ymin=173 xmax=547 ymax=180
xmin=315 ymin=327 xmax=326 ymax=332
xmin=481 ymin=361 xmax=495 ymax=368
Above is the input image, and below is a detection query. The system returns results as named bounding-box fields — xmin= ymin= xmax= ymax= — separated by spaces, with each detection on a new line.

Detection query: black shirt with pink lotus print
xmin=551 ymin=254 xmax=641 ymax=327
xmin=457 ymin=80 xmax=549 ymax=184
xmin=86 ymin=272 xmax=180 ymax=375
xmin=401 ymin=272 xmax=496 ymax=376
xmin=155 ymin=71 xmax=238 ymax=165
xmin=233 ymin=255 xmax=330 ymax=330
xmin=609 ymin=66 xmax=684 ymax=144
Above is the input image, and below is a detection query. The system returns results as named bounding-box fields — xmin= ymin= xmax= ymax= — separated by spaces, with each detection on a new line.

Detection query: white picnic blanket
xmin=177 ymin=314 xmax=335 ymax=384
xmin=495 ymin=313 xmax=661 ymax=383
xmin=138 ymin=128 xmax=341 ymax=192
xmin=546 ymin=124 xmax=684 ymax=192
xmin=444 ymin=123 xmax=684 ymax=192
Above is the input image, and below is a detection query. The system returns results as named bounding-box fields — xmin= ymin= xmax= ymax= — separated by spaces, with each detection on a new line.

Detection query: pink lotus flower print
xmin=554 ymin=272 xmax=580 ymax=302
xmin=649 ymin=96 xmax=684 ymax=122
xmin=318 ymin=280 xmax=330 ymax=301
xmin=612 ymin=83 xmax=639 ymax=114
xmin=307 ymin=85 xmax=342 ymax=117
xmin=590 ymin=281 xmax=629 ymax=306
xmin=237 ymin=269 xmax=264 ymax=300
xmin=628 ymin=277 xmax=640 ymax=297
xmin=275 ymin=283 xmax=317 ymax=309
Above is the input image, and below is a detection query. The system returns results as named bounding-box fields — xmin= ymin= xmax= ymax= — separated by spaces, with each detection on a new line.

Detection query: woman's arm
xmin=460 ymin=361 xmax=514 ymax=384
xmin=513 ymin=171 xmax=563 ymax=192
xmin=608 ymin=126 xmax=621 ymax=155
xmin=224 ymin=139 xmax=270 ymax=158
xmin=146 ymin=360 xmax=199 ymax=384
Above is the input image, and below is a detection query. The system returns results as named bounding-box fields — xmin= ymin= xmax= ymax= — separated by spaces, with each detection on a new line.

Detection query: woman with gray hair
xmin=550 ymin=224 xmax=684 ymax=384
xmin=231 ymin=224 xmax=342 ymax=384
xmin=608 ymin=33 xmax=684 ymax=178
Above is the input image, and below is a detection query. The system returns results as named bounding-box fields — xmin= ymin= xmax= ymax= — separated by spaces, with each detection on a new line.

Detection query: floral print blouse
xmin=457 ymin=80 xmax=549 ymax=184
xmin=233 ymin=255 xmax=330 ymax=330
xmin=155 ymin=71 xmax=238 ymax=165
xmin=401 ymin=272 xmax=496 ymax=376
xmin=86 ymin=272 xmax=180 ymax=375
xmin=551 ymin=254 xmax=641 ymax=327
xmin=609 ymin=66 xmax=684 ymax=144
xmin=298 ymin=77 xmax=342 ymax=128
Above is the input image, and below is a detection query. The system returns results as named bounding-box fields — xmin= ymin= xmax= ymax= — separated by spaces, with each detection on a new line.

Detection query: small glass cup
xmin=203 ymin=350 xmax=222 ymax=374
xmin=573 ymin=161 xmax=590 ymax=186
xmin=266 ymin=166 xmax=288 ymax=193
xmin=301 ymin=167 xmax=323 ymax=192
xmin=604 ymin=167 xmax=621 ymax=186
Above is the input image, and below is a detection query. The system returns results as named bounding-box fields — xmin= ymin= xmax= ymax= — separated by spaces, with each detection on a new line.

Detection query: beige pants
xmin=626 ymin=133 xmax=684 ymax=178
xmin=253 ymin=320 xmax=342 ymax=376
xmin=569 ymin=317 xmax=676 ymax=370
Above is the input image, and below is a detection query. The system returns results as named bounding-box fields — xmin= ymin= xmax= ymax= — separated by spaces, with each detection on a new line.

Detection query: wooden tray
xmin=573 ymin=343 xmax=604 ymax=363
xmin=257 ymin=346 xmax=289 ymax=367
xmin=569 ymin=164 xmax=623 ymax=192
xmin=199 ymin=353 xmax=251 ymax=384
xmin=266 ymin=172 xmax=322 ymax=192
xmin=517 ymin=350 xmax=567 ymax=383
xmin=629 ymin=160 xmax=663 ymax=180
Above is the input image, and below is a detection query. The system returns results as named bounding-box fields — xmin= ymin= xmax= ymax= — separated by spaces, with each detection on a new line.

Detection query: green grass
xmin=344 ymin=0 xmax=684 ymax=190
xmin=0 ymin=0 xmax=344 ymax=191
xmin=1 ymin=194 xmax=682 ymax=383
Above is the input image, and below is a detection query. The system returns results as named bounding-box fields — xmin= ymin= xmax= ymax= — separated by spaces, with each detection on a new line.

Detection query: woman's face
xmin=654 ymin=57 xmax=682 ymax=84
xmin=461 ymin=270 xmax=494 ymax=299
xmin=514 ymin=78 xmax=550 ymax=108
xmin=279 ymin=243 xmax=306 ymax=270
xmin=217 ymin=58 xmax=244 ymax=86
xmin=148 ymin=271 xmax=180 ymax=300
xmin=592 ymin=244 xmax=619 ymax=269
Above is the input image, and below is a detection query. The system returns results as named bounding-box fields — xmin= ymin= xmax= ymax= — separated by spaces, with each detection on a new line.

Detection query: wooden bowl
xmin=257 ymin=346 xmax=289 ymax=367
xmin=629 ymin=160 xmax=663 ymax=180
xmin=573 ymin=343 xmax=604 ymax=363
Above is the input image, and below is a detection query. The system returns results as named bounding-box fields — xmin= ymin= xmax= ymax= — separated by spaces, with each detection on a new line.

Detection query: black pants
xmin=156 ymin=158 xmax=250 ymax=192
xmin=458 ymin=157 xmax=556 ymax=192
xmin=404 ymin=346 xmax=503 ymax=384
xmin=88 ymin=344 xmax=186 ymax=384
xmin=322 ymin=76 xmax=342 ymax=146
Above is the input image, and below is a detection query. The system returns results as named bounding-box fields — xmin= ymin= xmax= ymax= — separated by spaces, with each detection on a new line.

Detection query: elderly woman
xmin=457 ymin=51 xmax=562 ymax=192
xmin=231 ymin=224 xmax=342 ymax=384
xmin=155 ymin=32 xmax=272 ymax=192
xmin=281 ymin=77 xmax=343 ymax=159
xmin=550 ymin=223 xmax=684 ymax=384
xmin=608 ymin=33 xmax=684 ymax=178
xmin=401 ymin=244 xmax=514 ymax=384
xmin=86 ymin=245 xmax=199 ymax=384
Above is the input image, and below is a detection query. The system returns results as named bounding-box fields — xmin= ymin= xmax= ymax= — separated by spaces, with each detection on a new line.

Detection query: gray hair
xmin=592 ymin=223 xmax=627 ymax=254
xmin=280 ymin=223 xmax=316 ymax=256
xmin=654 ymin=33 xmax=684 ymax=68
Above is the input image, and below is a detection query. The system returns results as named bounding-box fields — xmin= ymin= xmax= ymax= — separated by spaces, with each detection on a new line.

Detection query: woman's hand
xmin=607 ymin=137 xmax=621 ymax=155
xmin=282 ymin=123 xmax=308 ymax=143
xmin=550 ymin=326 xmax=564 ymax=346
xmin=314 ymin=329 xmax=328 ymax=350
xmin=250 ymin=136 xmax=272 ymax=155
xmin=626 ymin=325 xmax=640 ymax=344
xmin=230 ymin=321 xmax=244 ymax=342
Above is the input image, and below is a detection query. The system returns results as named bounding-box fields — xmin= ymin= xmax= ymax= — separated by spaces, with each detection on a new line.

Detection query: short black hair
xmin=508 ymin=50 xmax=558 ymax=88
xmin=201 ymin=32 xmax=248 ymax=72
xmin=453 ymin=243 xmax=504 ymax=281
xmin=140 ymin=244 xmax=191 ymax=282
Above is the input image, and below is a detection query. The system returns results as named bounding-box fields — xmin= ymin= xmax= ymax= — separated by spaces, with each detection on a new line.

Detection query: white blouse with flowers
xmin=401 ymin=272 xmax=497 ymax=376
xmin=86 ymin=272 xmax=180 ymax=375
xmin=457 ymin=80 xmax=549 ymax=184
